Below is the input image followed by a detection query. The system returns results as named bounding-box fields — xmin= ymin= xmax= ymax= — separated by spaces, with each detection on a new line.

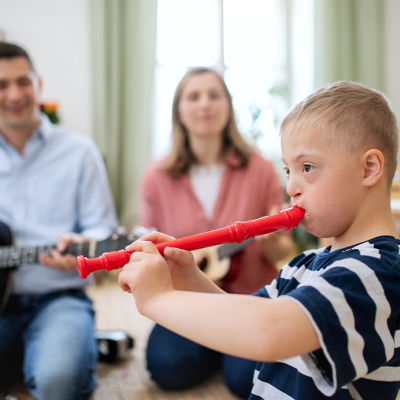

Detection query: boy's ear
xmin=362 ymin=149 xmax=384 ymax=187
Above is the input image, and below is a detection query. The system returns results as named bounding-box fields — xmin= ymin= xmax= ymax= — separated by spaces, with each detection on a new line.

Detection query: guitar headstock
xmin=94 ymin=226 xmax=156 ymax=257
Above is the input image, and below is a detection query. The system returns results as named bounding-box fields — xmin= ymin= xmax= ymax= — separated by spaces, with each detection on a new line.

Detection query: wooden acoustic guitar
xmin=0 ymin=225 xmax=151 ymax=314
xmin=192 ymin=238 xmax=254 ymax=282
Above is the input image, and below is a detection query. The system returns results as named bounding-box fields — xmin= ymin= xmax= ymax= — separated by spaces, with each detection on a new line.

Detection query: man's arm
xmin=119 ymin=239 xmax=320 ymax=362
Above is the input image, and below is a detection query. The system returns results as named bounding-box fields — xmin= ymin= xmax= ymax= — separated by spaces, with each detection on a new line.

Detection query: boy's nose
xmin=286 ymin=177 xmax=302 ymax=200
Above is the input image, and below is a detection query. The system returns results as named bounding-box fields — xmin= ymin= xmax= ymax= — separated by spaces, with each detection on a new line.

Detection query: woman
xmin=141 ymin=68 xmax=294 ymax=398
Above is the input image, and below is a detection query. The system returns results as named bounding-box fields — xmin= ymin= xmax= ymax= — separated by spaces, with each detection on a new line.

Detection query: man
xmin=0 ymin=42 xmax=118 ymax=400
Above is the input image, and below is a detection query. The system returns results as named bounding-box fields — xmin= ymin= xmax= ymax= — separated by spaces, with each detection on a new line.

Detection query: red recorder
xmin=77 ymin=206 xmax=305 ymax=279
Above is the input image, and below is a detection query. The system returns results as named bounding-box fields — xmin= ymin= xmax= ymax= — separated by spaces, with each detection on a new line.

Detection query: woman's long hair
xmin=161 ymin=68 xmax=252 ymax=177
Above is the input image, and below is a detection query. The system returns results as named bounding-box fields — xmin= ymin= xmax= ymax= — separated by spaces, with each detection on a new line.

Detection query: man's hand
xmin=39 ymin=232 xmax=88 ymax=272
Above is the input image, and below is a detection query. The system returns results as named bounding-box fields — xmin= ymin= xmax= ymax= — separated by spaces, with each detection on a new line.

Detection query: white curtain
xmin=314 ymin=0 xmax=385 ymax=91
xmin=90 ymin=0 xmax=158 ymax=226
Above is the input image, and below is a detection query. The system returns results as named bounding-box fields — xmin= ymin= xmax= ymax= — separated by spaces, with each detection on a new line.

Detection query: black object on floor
xmin=96 ymin=330 xmax=134 ymax=363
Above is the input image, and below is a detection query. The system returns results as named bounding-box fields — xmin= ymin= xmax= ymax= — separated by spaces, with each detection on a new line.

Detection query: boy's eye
xmin=303 ymin=164 xmax=315 ymax=173
xmin=283 ymin=167 xmax=290 ymax=178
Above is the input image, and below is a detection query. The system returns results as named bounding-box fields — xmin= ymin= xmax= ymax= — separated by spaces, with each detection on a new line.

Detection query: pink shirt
xmin=140 ymin=152 xmax=285 ymax=294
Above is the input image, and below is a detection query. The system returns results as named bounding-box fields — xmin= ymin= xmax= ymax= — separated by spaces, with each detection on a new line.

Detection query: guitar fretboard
xmin=0 ymin=242 xmax=91 ymax=269
xmin=217 ymin=238 xmax=255 ymax=260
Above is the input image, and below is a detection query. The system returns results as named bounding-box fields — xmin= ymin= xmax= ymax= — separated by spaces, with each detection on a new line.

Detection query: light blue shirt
xmin=0 ymin=115 xmax=118 ymax=294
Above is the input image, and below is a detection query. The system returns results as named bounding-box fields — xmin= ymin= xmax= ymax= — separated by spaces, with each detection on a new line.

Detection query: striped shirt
xmin=250 ymin=236 xmax=400 ymax=400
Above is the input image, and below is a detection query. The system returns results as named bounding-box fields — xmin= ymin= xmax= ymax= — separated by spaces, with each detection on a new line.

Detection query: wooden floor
xmin=88 ymin=274 xmax=238 ymax=400
xmin=3 ymin=273 xmax=238 ymax=400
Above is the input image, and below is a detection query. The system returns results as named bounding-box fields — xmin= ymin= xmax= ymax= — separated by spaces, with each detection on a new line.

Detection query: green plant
xmin=244 ymin=81 xmax=289 ymax=139
xmin=246 ymin=104 xmax=264 ymax=140
xmin=40 ymin=102 xmax=60 ymax=124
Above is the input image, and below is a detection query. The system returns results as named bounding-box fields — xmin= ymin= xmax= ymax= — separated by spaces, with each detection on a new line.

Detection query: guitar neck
xmin=217 ymin=238 xmax=255 ymax=260
xmin=0 ymin=241 xmax=92 ymax=269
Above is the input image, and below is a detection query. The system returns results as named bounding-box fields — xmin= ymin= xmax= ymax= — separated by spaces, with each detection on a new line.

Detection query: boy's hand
xmin=119 ymin=240 xmax=174 ymax=313
xmin=124 ymin=232 xmax=224 ymax=294
xmin=126 ymin=232 xmax=202 ymax=291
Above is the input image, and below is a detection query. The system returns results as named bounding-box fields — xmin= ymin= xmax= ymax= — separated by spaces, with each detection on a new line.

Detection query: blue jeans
xmin=146 ymin=324 xmax=256 ymax=399
xmin=0 ymin=289 xmax=97 ymax=400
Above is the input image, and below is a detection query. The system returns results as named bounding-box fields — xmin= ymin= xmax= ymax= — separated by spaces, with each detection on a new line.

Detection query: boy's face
xmin=281 ymin=122 xmax=364 ymax=239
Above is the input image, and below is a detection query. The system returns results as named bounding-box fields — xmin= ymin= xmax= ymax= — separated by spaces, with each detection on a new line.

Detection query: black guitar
xmin=0 ymin=225 xmax=150 ymax=314
xmin=0 ymin=221 xmax=12 ymax=314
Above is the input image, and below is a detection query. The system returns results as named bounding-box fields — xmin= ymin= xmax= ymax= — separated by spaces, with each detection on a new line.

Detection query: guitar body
xmin=192 ymin=245 xmax=231 ymax=281
xmin=192 ymin=239 xmax=252 ymax=282
xmin=0 ymin=220 xmax=12 ymax=314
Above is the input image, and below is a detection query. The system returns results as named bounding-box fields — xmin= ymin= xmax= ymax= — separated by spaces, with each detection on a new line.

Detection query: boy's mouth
xmin=291 ymin=204 xmax=306 ymax=220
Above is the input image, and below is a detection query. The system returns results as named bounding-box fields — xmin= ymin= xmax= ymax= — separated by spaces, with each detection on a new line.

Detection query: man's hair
xmin=281 ymin=81 xmax=399 ymax=187
xmin=0 ymin=42 xmax=35 ymax=73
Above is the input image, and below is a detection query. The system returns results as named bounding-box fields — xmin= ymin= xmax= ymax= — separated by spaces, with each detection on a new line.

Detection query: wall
xmin=385 ymin=0 xmax=400 ymax=124
xmin=0 ymin=0 xmax=398 ymax=144
xmin=290 ymin=0 xmax=315 ymax=107
xmin=0 ymin=0 xmax=92 ymax=137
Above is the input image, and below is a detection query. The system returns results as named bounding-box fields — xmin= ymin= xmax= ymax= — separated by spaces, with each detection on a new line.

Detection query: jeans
xmin=0 ymin=289 xmax=97 ymax=400
xmin=146 ymin=324 xmax=256 ymax=399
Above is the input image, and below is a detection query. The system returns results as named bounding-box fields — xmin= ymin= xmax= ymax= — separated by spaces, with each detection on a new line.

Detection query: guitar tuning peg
xmin=116 ymin=226 xmax=127 ymax=235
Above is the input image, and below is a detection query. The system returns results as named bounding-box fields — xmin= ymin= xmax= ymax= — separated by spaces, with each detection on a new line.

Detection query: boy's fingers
xmin=125 ymin=233 xmax=176 ymax=252
xmin=140 ymin=232 xmax=175 ymax=243
xmin=118 ymin=271 xmax=132 ymax=292
xmin=126 ymin=240 xmax=161 ymax=257
xmin=164 ymin=247 xmax=195 ymax=267
xmin=128 ymin=249 xmax=162 ymax=263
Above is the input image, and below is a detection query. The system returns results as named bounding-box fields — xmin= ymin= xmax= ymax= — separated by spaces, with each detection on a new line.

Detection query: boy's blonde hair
xmin=281 ymin=81 xmax=399 ymax=187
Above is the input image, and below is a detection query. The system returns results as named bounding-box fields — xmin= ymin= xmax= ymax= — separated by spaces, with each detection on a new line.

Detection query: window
xmin=153 ymin=0 xmax=290 ymax=163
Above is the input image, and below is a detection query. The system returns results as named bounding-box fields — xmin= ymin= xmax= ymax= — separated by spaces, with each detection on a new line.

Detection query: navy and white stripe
xmin=250 ymin=236 xmax=400 ymax=400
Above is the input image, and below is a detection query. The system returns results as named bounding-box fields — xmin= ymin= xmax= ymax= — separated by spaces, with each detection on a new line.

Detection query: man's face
xmin=281 ymin=122 xmax=364 ymax=239
xmin=0 ymin=56 xmax=41 ymax=131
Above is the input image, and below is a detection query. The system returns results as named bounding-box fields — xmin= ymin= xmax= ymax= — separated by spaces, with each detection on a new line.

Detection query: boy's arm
xmin=119 ymin=240 xmax=320 ymax=362
xmin=146 ymin=291 xmax=320 ymax=362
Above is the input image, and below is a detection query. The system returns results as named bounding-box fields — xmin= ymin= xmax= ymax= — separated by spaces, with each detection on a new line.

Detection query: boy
xmin=119 ymin=81 xmax=400 ymax=399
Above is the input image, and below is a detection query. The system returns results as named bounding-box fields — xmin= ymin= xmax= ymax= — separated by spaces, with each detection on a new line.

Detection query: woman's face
xmin=178 ymin=72 xmax=230 ymax=138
